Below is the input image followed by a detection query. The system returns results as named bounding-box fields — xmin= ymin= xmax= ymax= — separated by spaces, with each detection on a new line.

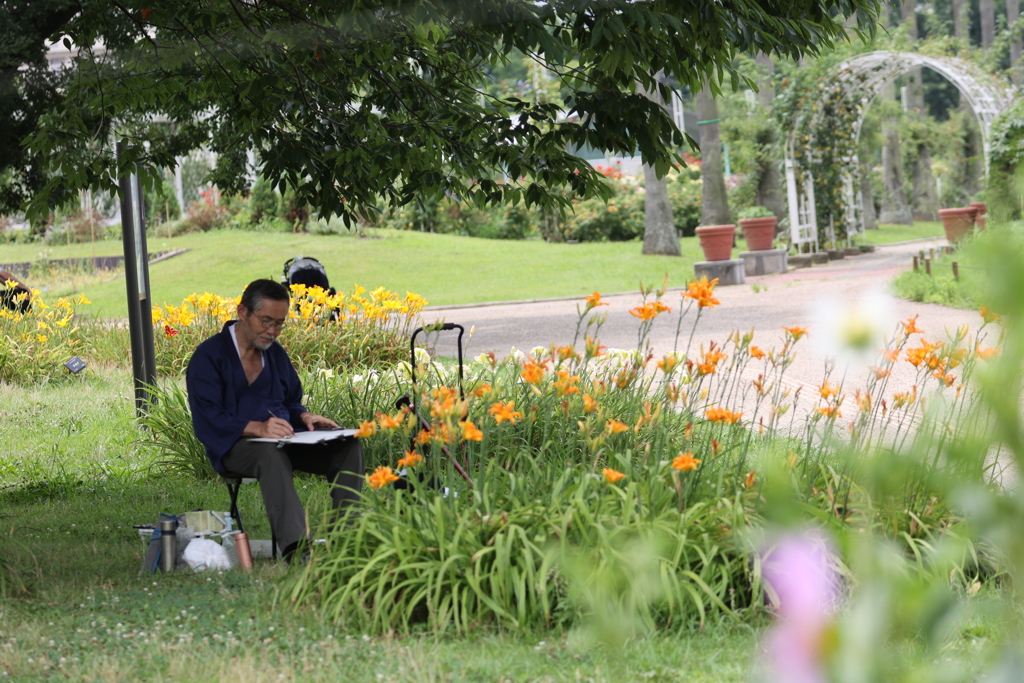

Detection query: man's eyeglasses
xmin=252 ymin=314 xmax=287 ymax=331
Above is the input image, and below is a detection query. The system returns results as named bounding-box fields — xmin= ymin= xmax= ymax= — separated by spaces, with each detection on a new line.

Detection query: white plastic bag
xmin=182 ymin=538 xmax=232 ymax=572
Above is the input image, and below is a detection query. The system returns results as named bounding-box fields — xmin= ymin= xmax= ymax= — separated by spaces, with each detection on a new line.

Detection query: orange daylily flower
xmin=376 ymin=412 xmax=404 ymax=431
xmin=353 ymin=420 xmax=377 ymax=438
xmin=582 ymin=394 xmax=599 ymax=413
xmin=488 ymin=401 xmax=522 ymax=424
xmin=745 ymin=471 xmax=756 ymax=489
xmin=975 ymin=345 xmax=1000 ymax=360
xmin=554 ymin=345 xmax=578 ymax=362
xmin=782 ymin=325 xmax=808 ymax=341
xmin=892 ymin=386 xmax=917 ymax=408
xmin=521 ymin=360 xmax=546 ymax=384
xmin=469 ymin=382 xmax=493 ymax=397
xmin=553 ymin=370 xmax=581 ymax=396
xmin=705 ymin=407 xmax=742 ymax=424
xmin=817 ymin=405 xmax=842 ymax=419
xmin=902 ymin=315 xmax=923 ymax=335
xmin=980 ymin=304 xmax=1001 ymax=324
xmin=881 ymin=348 xmax=900 ymax=363
xmin=629 ymin=301 xmax=671 ymax=321
xmin=672 ymin=452 xmax=701 ymax=471
xmin=819 ymin=381 xmax=838 ymax=400
xmin=749 ymin=346 xmax=765 ymax=360
xmin=585 ymin=335 xmax=607 ymax=358
xmin=367 ymin=466 xmax=399 ymax=489
xmin=584 ymin=292 xmax=609 ymax=308
xmin=870 ymin=366 xmax=890 ymax=380
xmin=602 ymin=468 xmax=626 ymax=483
xmin=396 ymin=451 xmax=423 ymax=468
xmin=460 ymin=420 xmax=484 ymax=442
xmin=605 ymin=419 xmax=630 ymax=434
xmin=684 ymin=276 xmax=720 ymax=308
xmin=656 ymin=354 xmax=680 ymax=374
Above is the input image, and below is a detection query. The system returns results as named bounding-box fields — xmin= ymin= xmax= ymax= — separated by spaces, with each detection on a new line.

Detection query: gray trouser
xmin=222 ymin=437 xmax=364 ymax=551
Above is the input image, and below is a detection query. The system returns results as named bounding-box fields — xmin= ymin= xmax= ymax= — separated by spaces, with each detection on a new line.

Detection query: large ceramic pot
xmin=737 ymin=216 xmax=777 ymax=252
xmin=938 ymin=207 xmax=975 ymax=245
xmin=970 ymin=201 xmax=987 ymax=221
xmin=695 ymin=224 xmax=736 ymax=261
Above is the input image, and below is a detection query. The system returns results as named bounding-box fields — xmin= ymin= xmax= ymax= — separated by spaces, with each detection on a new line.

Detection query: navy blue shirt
xmin=185 ymin=321 xmax=307 ymax=473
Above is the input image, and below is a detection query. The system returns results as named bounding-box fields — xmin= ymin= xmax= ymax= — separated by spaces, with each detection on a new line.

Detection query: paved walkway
xmin=422 ymin=237 xmax=992 ymax=429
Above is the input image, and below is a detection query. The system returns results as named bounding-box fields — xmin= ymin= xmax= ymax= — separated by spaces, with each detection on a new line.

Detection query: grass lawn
xmin=5 ymin=229 xmax=705 ymax=318
xmin=0 ymin=368 xmax=759 ymax=681
xmin=858 ymin=220 xmax=945 ymax=245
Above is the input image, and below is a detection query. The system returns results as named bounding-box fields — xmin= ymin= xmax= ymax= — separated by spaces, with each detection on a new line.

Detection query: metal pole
xmin=117 ymin=143 xmax=158 ymax=417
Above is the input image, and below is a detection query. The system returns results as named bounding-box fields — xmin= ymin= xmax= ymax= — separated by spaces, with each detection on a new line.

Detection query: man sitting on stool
xmin=185 ymin=279 xmax=363 ymax=562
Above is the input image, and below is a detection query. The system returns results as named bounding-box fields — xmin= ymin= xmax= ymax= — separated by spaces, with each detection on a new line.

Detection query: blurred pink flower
xmin=760 ymin=531 xmax=840 ymax=683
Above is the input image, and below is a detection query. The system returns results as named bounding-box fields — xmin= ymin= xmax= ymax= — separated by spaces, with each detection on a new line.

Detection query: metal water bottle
xmin=234 ymin=532 xmax=254 ymax=570
xmin=160 ymin=519 xmax=177 ymax=573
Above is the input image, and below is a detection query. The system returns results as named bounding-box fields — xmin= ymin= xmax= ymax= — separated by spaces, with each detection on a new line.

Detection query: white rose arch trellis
xmin=785 ymin=50 xmax=1015 ymax=253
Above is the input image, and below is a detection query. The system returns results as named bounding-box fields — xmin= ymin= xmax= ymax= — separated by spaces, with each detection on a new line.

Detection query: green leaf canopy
xmin=20 ymin=0 xmax=880 ymax=222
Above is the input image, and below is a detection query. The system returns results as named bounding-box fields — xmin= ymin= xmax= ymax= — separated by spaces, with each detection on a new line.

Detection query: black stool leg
xmin=224 ymin=477 xmax=245 ymax=534
xmin=224 ymin=476 xmax=279 ymax=560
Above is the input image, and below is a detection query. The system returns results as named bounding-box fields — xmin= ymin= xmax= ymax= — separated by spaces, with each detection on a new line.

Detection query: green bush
xmin=250 ymin=175 xmax=280 ymax=224
xmin=145 ymin=178 xmax=181 ymax=226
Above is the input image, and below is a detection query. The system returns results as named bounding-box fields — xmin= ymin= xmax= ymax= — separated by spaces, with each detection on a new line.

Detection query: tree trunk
xmin=981 ymin=0 xmax=995 ymax=48
xmin=697 ymin=83 xmax=731 ymax=226
xmin=902 ymin=1 xmax=925 ymax=114
xmin=953 ymin=0 xmax=969 ymax=40
xmin=752 ymin=52 xmax=785 ymax=223
xmin=879 ymin=119 xmax=913 ymax=225
xmin=754 ymin=52 xmax=775 ymax=109
xmin=1010 ymin=0 xmax=1022 ymax=84
xmin=859 ymin=158 xmax=878 ymax=230
xmin=637 ymin=78 xmax=680 ymax=256
xmin=642 ymin=165 xmax=680 ymax=255
xmin=911 ymin=143 xmax=939 ymax=221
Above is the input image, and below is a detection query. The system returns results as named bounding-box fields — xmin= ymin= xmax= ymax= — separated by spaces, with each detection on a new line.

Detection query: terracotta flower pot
xmin=738 ymin=216 xmax=777 ymax=252
xmin=970 ymin=201 xmax=987 ymax=220
xmin=938 ymin=207 xmax=974 ymax=245
xmin=695 ymin=224 xmax=735 ymax=261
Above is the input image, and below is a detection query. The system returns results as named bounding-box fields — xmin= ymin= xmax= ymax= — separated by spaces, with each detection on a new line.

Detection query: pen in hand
xmin=267 ymin=409 xmax=294 ymax=436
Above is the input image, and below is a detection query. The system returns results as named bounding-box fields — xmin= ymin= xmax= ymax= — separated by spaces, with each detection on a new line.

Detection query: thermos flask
xmin=234 ymin=532 xmax=254 ymax=570
xmin=160 ymin=519 xmax=176 ymax=573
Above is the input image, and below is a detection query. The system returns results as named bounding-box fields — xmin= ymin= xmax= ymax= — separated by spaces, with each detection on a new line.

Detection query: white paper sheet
xmin=250 ymin=428 xmax=358 ymax=445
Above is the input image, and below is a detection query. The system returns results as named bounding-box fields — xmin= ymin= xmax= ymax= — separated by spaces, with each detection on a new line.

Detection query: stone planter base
xmin=859 ymin=244 xmax=876 ymax=253
xmin=740 ymin=249 xmax=788 ymax=275
xmin=827 ymin=249 xmax=846 ymax=260
xmin=789 ymin=254 xmax=812 ymax=269
xmin=811 ymin=252 xmax=830 ymax=264
xmin=843 ymin=247 xmax=862 ymax=256
xmin=694 ymin=259 xmax=746 ymax=286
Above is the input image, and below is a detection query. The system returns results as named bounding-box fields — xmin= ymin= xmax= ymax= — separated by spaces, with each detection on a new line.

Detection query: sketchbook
xmin=250 ymin=428 xmax=358 ymax=445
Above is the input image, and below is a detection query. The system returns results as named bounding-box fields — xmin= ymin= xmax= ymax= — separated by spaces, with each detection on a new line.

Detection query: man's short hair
xmin=240 ymin=279 xmax=290 ymax=313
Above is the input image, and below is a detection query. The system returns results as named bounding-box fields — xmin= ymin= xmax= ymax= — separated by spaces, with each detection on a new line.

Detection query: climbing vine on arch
xmin=775 ymin=56 xmax=871 ymax=246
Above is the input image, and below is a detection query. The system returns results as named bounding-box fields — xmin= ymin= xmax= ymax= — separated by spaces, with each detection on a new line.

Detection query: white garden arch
xmin=785 ymin=50 xmax=1016 ymax=252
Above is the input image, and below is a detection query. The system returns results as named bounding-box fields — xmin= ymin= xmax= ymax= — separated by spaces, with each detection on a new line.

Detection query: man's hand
xmin=243 ymin=417 xmax=295 ymax=439
xmin=300 ymin=412 xmax=339 ymax=431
